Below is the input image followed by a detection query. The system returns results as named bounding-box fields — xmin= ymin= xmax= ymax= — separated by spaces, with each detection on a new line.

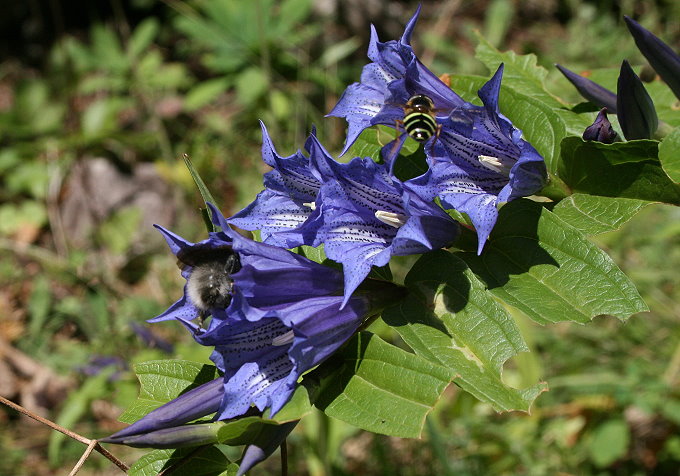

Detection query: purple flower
xmin=328 ymin=8 xmax=546 ymax=254
xmin=555 ymin=64 xmax=618 ymax=113
xmin=400 ymin=64 xmax=547 ymax=254
xmin=327 ymin=5 xmax=420 ymax=154
xmin=151 ymin=204 xmax=404 ymax=420
xmin=306 ymin=136 xmax=459 ymax=304
xmin=228 ymin=121 xmax=323 ymax=249
xmin=101 ymin=378 xmax=224 ymax=443
xmin=583 ymin=108 xmax=618 ymax=143
xmin=617 ymin=60 xmax=658 ymax=140
xmin=624 ymin=16 xmax=680 ymax=101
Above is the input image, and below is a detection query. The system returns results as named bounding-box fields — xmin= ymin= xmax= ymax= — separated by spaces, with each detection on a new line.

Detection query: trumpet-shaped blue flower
xmin=229 ymin=122 xmax=323 ymax=249
xmin=328 ymin=8 xmax=546 ymax=254
xmin=327 ymin=5 xmax=420 ymax=154
xmin=624 ymin=16 xmax=680 ymax=101
xmin=150 ymin=204 xmax=403 ymax=420
xmin=306 ymin=136 xmax=459 ymax=305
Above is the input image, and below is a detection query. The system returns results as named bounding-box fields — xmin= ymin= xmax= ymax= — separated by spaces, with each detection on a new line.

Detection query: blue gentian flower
xmin=327 ymin=5 xmax=420 ymax=154
xmin=228 ymin=121 xmax=323 ymax=249
xmin=624 ymin=16 xmax=680 ymax=101
xmin=555 ymin=64 xmax=618 ymax=112
xmin=101 ymin=378 xmax=224 ymax=443
xmin=328 ymin=8 xmax=546 ymax=254
xmin=617 ymin=59 xmax=658 ymax=140
xmin=151 ymin=204 xmax=403 ymax=420
xmin=400 ymin=63 xmax=547 ymax=254
xmin=306 ymin=136 xmax=459 ymax=304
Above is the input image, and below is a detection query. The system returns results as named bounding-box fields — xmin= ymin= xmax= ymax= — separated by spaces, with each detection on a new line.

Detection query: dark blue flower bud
xmin=103 ymin=422 xmax=223 ymax=448
xmin=555 ymin=64 xmax=618 ymax=113
xmin=237 ymin=421 xmax=299 ymax=476
xmin=617 ymin=60 xmax=658 ymax=140
xmin=624 ymin=16 xmax=680 ymax=101
xmin=583 ymin=108 xmax=618 ymax=143
xmin=101 ymin=378 xmax=223 ymax=442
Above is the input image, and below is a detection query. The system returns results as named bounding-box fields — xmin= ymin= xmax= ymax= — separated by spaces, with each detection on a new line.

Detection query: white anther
xmin=478 ymin=155 xmax=513 ymax=175
xmin=272 ymin=330 xmax=295 ymax=346
xmin=375 ymin=210 xmax=408 ymax=228
xmin=303 ymin=202 xmax=316 ymax=211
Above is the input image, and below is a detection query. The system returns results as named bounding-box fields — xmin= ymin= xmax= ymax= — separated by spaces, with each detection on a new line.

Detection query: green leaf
xmin=474 ymin=36 xmax=564 ymax=107
xmin=382 ymin=251 xmax=546 ymax=412
xmin=659 ymin=127 xmax=680 ymax=183
xmin=552 ymin=194 xmax=650 ymax=235
xmin=118 ymin=360 xmax=219 ymax=424
xmin=183 ymin=154 xmax=220 ymax=229
xmin=215 ymin=417 xmax=281 ymax=445
xmin=294 ymin=244 xmax=328 ymax=264
xmin=311 ymin=332 xmax=451 ymax=438
xmin=49 ymin=370 xmax=115 ymax=465
xmin=128 ymin=18 xmax=160 ymax=59
xmin=347 ymin=125 xmax=420 ymax=163
xmin=473 ymin=37 xmax=598 ymax=135
xmin=459 ymin=199 xmax=648 ymax=324
xmin=559 ymin=137 xmax=680 ymax=205
xmin=588 ymin=419 xmax=630 ymax=468
xmin=184 ymin=78 xmax=230 ymax=112
xmin=129 ymin=448 xmax=236 ymax=476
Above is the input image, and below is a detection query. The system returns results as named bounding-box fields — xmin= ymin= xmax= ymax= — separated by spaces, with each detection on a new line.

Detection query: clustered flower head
xmin=107 ymin=5 xmax=549 ymax=472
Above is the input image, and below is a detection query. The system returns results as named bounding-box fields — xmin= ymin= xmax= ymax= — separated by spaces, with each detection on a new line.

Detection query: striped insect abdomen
xmin=404 ymin=111 xmax=437 ymax=142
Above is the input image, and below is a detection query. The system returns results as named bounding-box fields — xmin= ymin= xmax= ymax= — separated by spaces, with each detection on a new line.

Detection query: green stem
xmin=539 ymin=172 xmax=572 ymax=202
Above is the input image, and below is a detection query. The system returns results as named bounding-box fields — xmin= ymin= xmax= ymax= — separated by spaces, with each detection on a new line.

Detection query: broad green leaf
xmin=129 ymin=448 xmax=236 ymax=476
xmin=559 ymin=137 xmax=680 ymax=205
xmin=128 ymin=18 xmax=160 ymax=59
xmin=265 ymin=385 xmax=312 ymax=421
xmin=49 ymin=370 xmax=115 ymax=465
xmin=659 ymin=127 xmax=680 ymax=183
xmin=215 ymin=417 xmax=280 ymax=445
xmin=294 ymin=244 xmax=328 ymax=264
xmin=184 ymin=78 xmax=230 ymax=112
xmin=474 ymin=36 xmax=593 ymax=136
xmin=392 ymin=147 xmax=429 ymax=182
xmin=588 ymin=419 xmax=630 ymax=468
xmin=347 ymin=125 xmax=420 ymax=162
xmin=459 ymin=199 xmax=648 ymax=324
xmin=475 ymin=35 xmax=563 ymax=107
xmin=552 ymin=194 xmax=649 ymax=235
xmin=311 ymin=332 xmax=451 ymax=438
xmin=382 ymin=251 xmax=546 ymax=412
xmin=118 ymin=360 xmax=219 ymax=424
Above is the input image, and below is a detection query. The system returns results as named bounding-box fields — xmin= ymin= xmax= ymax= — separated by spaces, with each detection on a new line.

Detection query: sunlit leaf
xmin=383 ymin=250 xmax=546 ymax=412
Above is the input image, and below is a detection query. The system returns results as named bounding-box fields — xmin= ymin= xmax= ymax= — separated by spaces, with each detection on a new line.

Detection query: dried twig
xmin=0 ymin=395 xmax=129 ymax=473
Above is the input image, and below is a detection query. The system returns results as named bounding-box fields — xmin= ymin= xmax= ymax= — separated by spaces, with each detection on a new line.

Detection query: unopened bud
xmin=583 ymin=109 xmax=618 ymax=143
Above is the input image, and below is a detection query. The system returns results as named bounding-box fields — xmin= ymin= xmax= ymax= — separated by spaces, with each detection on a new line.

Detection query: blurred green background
xmin=1 ymin=0 xmax=679 ymax=474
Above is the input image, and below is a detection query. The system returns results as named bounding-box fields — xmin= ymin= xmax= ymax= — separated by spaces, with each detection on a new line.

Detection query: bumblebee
xmin=177 ymin=245 xmax=241 ymax=319
xmin=402 ymin=94 xmax=438 ymax=142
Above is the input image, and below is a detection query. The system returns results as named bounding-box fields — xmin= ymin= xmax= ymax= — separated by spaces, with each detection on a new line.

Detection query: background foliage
xmin=1 ymin=0 xmax=679 ymax=474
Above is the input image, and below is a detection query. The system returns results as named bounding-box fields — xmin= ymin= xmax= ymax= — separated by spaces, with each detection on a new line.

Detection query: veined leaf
xmin=459 ymin=199 xmax=648 ymax=325
xmin=553 ymin=194 xmax=650 ymax=235
xmin=311 ymin=332 xmax=451 ymax=438
xmin=128 ymin=448 xmax=236 ymax=476
xmin=659 ymin=127 xmax=680 ymax=183
xmin=382 ymin=250 xmax=546 ymax=412
xmin=558 ymin=137 xmax=680 ymax=205
xmin=118 ymin=360 xmax=219 ymax=424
